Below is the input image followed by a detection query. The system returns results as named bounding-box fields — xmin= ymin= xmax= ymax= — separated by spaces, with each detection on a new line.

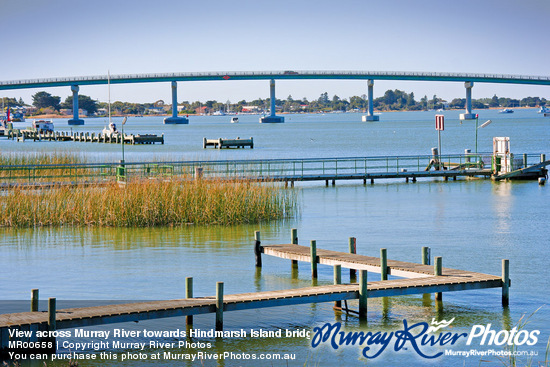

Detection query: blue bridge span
xmin=2 ymin=70 xmax=549 ymax=124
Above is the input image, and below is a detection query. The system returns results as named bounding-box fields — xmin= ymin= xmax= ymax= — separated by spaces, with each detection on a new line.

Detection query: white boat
xmin=213 ymin=110 xmax=225 ymax=116
xmin=538 ymin=106 xmax=550 ymax=114
xmin=499 ymin=108 xmax=514 ymax=114
xmin=32 ymin=120 xmax=54 ymax=133
xmin=230 ymin=117 xmax=239 ymax=123
xmin=102 ymin=122 xmax=120 ymax=137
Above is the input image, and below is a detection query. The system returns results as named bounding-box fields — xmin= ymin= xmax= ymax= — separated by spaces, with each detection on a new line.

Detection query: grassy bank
xmin=0 ymin=179 xmax=296 ymax=227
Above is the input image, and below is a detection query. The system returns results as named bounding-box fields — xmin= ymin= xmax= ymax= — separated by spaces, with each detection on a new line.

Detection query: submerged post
xmin=68 ymin=85 xmax=84 ymax=125
xmin=434 ymin=257 xmax=442 ymax=301
xmin=349 ymin=237 xmax=357 ymax=280
xmin=291 ymin=228 xmax=298 ymax=267
xmin=186 ymin=277 xmax=193 ymax=326
xmin=502 ymin=259 xmax=510 ymax=306
xmin=359 ymin=270 xmax=368 ymax=319
xmin=215 ymin=282 xmax=224 ymax=331
xmin=31 ymin=289 xmax=39 ymax=312
xmin=310 ymin=240 xmax=318 ymax=279
xmin=380 ymin=248 xmax=388 ymax=280
xmin=254 ymin=231 xmax=262 ymax=268
xmin=334 ymin=265 xmax=342 ymax=308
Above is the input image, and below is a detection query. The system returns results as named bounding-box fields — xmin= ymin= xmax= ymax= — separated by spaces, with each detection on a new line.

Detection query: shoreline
xmin=23 ymin=106 xmax=538 ymax=120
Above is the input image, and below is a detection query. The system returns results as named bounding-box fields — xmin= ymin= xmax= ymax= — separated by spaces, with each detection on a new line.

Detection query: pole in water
xmin=186 ymin=277 xmax=193 ymax=326
xmin=359 ymin=270 xmax=368 ymax=319
xmin=310 ymin=240 xmax=318 ymax=279
xmin=349 ymin=237 xmax=357 ymax=280
xmin=502 ymin=259 xmax=510 ymax=306
xmin=31 ymin=289 xmax=39 ymax=312
xmin=380 ymin=248 xmax=388 ymax=280
xmin=434 ymin=256 xmax=442 ymax=301
xmin=334 ymin=265 xmax=342 ymax=309
xmin=216 ymin=282 xmax=224 ymax=331
xmin=254 ymin=231 xmax=262 ymax=267
xmin=291 ymin=228 xmax=298 ymax=267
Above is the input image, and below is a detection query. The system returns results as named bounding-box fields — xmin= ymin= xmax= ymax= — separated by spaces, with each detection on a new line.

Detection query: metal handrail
xmin=1 ymin=153 xmax=527 ymax=185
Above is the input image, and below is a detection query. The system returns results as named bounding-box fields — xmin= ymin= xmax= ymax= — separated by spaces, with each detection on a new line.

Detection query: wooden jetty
xmin=203 ymin=137 xmax=253 ymax=149
xmin=5 ymin=130 xmax=164 ymax=145
xmin=1 ymin=230 xmax=510 ymax=358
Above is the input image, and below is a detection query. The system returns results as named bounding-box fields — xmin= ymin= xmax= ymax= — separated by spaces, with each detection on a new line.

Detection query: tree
xmin=489 ymin=94 xmax=499 ymax=108
xmin=318 ymin=92 xmax=329 ymax=106
xmin=61 ymin=94 xmax=98 ymax=115
xmin=32 ymin=91 xmax=61 ymax=110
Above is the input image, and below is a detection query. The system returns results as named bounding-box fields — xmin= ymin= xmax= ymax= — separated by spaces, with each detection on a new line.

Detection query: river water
xmin=1 ymin=109 xmax=549 ymax=366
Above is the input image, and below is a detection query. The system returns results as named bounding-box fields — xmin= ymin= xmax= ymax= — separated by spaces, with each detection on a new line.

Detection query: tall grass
xmin=0 ymin=151 xmax=85 ymax=166
xmin=0 ymin=179 xmax=296 ymax=227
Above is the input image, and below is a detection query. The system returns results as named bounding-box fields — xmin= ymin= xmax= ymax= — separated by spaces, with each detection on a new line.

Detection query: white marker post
xmin=435 ymin=115 xmax=444 ymax=170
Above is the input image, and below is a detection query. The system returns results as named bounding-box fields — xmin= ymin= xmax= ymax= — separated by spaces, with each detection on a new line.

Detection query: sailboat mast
xmin=108 ymin=71 xmax=111 ymax=124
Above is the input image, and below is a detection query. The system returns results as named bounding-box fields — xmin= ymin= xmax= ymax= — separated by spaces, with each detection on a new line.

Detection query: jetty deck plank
xmin=0 ymin=272 xmax=502 ymax=331
xmin=262 ymin=243 xmax=498 ymax=280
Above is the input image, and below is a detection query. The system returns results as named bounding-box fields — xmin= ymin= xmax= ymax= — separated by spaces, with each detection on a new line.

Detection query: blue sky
xmin=1 ymin=0 xmax=549 ymax=104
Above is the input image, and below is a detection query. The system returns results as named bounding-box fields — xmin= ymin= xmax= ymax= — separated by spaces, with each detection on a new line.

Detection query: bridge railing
xmin=2 ymin=70 xmax=550 ymax=88
xmin=0 ymin=153 xmax=510 ymax=186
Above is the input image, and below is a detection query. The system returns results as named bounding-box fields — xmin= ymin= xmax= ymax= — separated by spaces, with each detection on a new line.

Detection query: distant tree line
xmin=3 ymin=90 xmax=548 ymax=116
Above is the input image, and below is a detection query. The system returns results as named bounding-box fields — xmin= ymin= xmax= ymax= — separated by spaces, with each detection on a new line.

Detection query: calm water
xmin=1 ymin=109 xmax=549 ymax=366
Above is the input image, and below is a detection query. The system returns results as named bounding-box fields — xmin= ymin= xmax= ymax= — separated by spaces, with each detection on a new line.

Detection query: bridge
xmin=2 ymin=70 xmax=550 ymax=124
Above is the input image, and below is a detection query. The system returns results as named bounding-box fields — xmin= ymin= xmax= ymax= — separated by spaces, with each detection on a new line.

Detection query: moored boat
xmin=31 ymin=120 xmax=54 ymax=133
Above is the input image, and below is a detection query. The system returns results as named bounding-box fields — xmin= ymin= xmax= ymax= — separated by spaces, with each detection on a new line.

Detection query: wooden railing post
xmin=334 ymin=265 xmax=342 ymax=308
xmin=502 ymin=259 xmax=510 ymax=306
xmin=291 ymin=228 xmax=298 ymax=267
xmin=311 ymin=240 xmax=317 ymax=279
xmin=359 ymin=270 xmax=368 ymax=319
xmin=186 ymin=277 xmax=193 ymax=326
xmin=216 ymin=282 xmax=224 ymax=331
xmin=349 ymin=237 xmax=356 ymax=280
xmin=434 ymin=256 xmax=442 ymax=301
xmin=31 ymin=289 xmax=39 ymax=312
xmin=422 ymin=247 xmax=430 ymax=265
xmin=380 ymin=248 xmax=388 ymax=280
xmin=254 ymin=231 xmax=262 ymax=267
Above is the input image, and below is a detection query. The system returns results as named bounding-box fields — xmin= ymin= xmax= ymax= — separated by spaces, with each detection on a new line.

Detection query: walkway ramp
xmin=493 ymin=160 xmax=549 ymax=181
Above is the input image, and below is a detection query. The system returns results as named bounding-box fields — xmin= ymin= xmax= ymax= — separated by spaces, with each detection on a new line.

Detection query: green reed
xmin=0 ymin=178 xmax=296 ymax=227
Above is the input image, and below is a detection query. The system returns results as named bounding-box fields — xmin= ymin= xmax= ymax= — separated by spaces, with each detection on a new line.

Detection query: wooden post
xmin=523 ymin=154 xmax=528 ymax=169
xmin=291 ymin=228 xmax=298 ymax=267
xmin=359 ymin=270 xmax=368 ymax=319
xmin=380 ymin=248 xmax=388 ymax=280
xmin=310 ymin=240 xmax=317 ymax=279
xmin=254 ymin=231 xmax=262 ymax=268
xmin=541 ymin=154 xmax=546 ymax=163
xmin=31 ymin=289 xmax=39 ymax=312
xmin=215 ymin=282 xmax=224 ymax=331
xmin=502 ymin=259 xmax=510 ymax=306
xmin=349 ymin=237 xmax=356 ymax=280
xmin=334 ymin=265 xmax=342 ymax=308
xmin=434 ymin=256 xmax=442 ymax=301
xmin=422 ymin=247 xmax=430 ymax=265
xmin=48 ymin=298 xmax=56 ymax=331
xmin=186 ymin=277 xmax=193 ymax=326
